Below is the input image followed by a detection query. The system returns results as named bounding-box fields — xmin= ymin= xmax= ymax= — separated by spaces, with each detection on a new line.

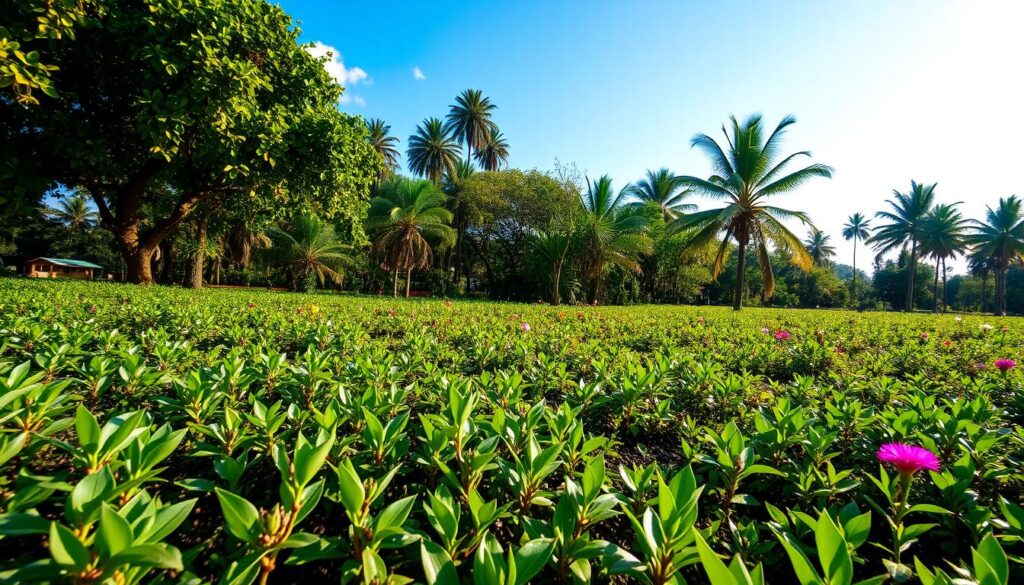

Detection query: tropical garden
xmin=1 ymin=1 xmax=1024 ymax=584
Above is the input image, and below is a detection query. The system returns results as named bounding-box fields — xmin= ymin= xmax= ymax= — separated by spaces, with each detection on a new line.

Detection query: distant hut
xmin=25 ymin=257 xmax=102 ymax=280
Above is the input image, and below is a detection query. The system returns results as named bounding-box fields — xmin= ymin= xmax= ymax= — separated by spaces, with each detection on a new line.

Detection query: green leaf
xmin=107 ymin=543 xmax=183 ymax=571
xmin=815 ymin=512 xmax=852 ymax=585
xmin=973 ymin=533 xmax=1008 ymax=585
xmin=216 ymin=488 xmax=259 ymax=543
xmin=0 ymin=512 xmax=50 ymax=536
xmin=75 ymin=405 xmax=100 ymax=448
xmin=336 ymin=459 xmax=365 ymax=517
xmin=96 ymin=505 xmax=133 ymax=559
xmin=362 ymin=548 xmax=387 ymax=585
xmin=49 ymin=523 xmax=90 ymax=571
xmin=695 ymin=532 xmax=739 ymax=585
xmin=512 ymin=537 xmax=554 ymax=585
xmin=421 ymin=540 xmax=459 ymax=585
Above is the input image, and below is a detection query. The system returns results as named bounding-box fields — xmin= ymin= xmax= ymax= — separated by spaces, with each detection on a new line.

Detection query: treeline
xmin=2 ymin=0 xmax=1022 ymax=313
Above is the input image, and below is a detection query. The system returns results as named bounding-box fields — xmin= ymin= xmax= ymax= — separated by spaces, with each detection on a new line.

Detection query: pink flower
xmin=521 ymin=322 xmax=531 ymax=332
xmin=774 ymin=330 xmax=791 ymax=341
xmin=247 ymin=302 xmax=255 ymax=309
xmin=943 ymin=340 xmax=951 ymax=347
xmin=877 ymin=443 xmax=940 ymax=475
xmin=920 ymin=332 xmax=929 ymax=341
xmin=994 ymin=359 xmax=1017 ymax=373
xmin=87 ymin=305 xmax=96 ymax=314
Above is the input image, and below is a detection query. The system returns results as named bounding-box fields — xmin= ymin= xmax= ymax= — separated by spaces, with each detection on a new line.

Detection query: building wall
xmin=26 ymin=263 xmax=94 ymax=279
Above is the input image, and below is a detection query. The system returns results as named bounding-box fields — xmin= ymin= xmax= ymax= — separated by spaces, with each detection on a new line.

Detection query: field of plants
xmin=0 ymin=278 xmax=1021 ymax=585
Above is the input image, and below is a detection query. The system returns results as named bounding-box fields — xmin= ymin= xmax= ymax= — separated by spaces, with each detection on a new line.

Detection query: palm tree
xmin=967 ymin=195 xmax=1024 ymax=315
xmin=444 ymin=89 xmax=497 ymax=167
xmin=529 ymin=230 xmax=573 ymax=305
xmin=804 ymin=229 xmax=836 ymax=268
xmin=578 ymin=175 xmax=654 ymax=304
xmin=627 ymin=168 xmax=696 ymax=222
xmin=268 ymin=214 xmax=353 ymax=291
xmin=870 ymin=181 xmax=936 ymax=312
xmin=474 ymin=129 xmax=509 ymax=171
xmin=842 ymin=212 xmax=871 ymax=308
xmin=671 ymin=114 xmax=831 ymax=310
xmin=967 ymin=249 xmax=997 ymax=313
xmin=366 ymin=177 xmax=456 ymax=297
xmin=47 ymin=193 xmax=98 ymax=231
xmin=407 ymin=117 xmax=461 ymax=185
xmin=442 ymin=160 xmax=479 ymax=286
xmin=921 ymin=203 xmax=969 ymax=312
xmin=366 ymin=118 xmax=401 ymax=181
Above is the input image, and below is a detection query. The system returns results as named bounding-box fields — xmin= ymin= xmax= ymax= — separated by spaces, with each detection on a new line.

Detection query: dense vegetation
xmin=0 ymin=279 xmax=1021 ymax=584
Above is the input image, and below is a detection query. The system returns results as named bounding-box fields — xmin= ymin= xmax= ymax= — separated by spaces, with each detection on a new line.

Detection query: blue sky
xmin=282 ymin=0 xmax=1023 ymax=271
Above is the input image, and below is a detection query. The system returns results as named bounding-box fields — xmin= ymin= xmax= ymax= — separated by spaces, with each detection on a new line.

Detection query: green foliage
xmin=0 ymin=279 xmax=1023 ymax=583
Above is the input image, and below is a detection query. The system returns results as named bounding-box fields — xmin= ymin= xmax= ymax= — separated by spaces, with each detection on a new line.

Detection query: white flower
xmin=980 ymin=323 xmax=994 ymax=331
xmin=955 ymin=316 xmax=962 ymax=323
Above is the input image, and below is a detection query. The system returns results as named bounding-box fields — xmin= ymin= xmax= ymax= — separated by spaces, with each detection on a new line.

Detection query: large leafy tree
xmin=671 ymin=114 xmax=831 ymax=310
xmin=921 ymin=202 xmax=969 ymax=312
xmin=2 ymin=0 xmax=382 ymax=284
xmin=804 ymin=229 xmax=836 ymax=268
xmin=627 ymin=168 xmax=696 ymax=222
xmin=366 ymin=118 xmax=401 ymax=181
xmin=407 ymin=118 xmax=461 ymax=185
xmin=444 ymin=89 xmax=497 ymax=167
xmin=870 ymin=181 xmax=936 ymax=312
xmin=268 ymin=214 xmax=353 ymax=291
xmin=578 ymin=175 xmax=653 ymax=304
xmin=366 ymin=177 xmax=456 ymax=297
xmin=842 ymin=212 xmax=871 ymax=307
xmin=967 ymin=195 xmax=1024 ymax=315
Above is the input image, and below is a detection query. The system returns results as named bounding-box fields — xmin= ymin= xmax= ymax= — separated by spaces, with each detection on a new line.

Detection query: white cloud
xmin=412 ymin=66 xmax=426 ymax=81
xmin=305 ymin=41 xmax=368 ymax=105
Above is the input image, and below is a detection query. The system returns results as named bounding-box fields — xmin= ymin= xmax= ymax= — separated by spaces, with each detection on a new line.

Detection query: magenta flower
xmin=774 ymin=330 xmax=791 ymax=341
xmin=521 ymin=322 xmax=531 ymax=332
xmin=994 ymin=359 xmax=1016 ymax=373
xmin=877 ymin=443 xmax=940 ymax=475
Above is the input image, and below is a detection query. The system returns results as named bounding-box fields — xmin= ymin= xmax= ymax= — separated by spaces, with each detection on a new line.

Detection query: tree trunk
xmin=981 ymin=273 xmax=988 ymax=313
xmin=851 ymin=240 xmax=857 ymax=309
xmin=552 ymin=262 xmax=562 ymax=305
xmin=906 ymin=241 xmax=917 ymax=312
xmin=933 ymin=257 xmax=940 ymax=313
xmin=999 ymin=267 xmax=1007 ymax=315
xmin=392 ymin=269 xmax=399 ymax=298
xmin=941 ymin=257 xmax=948 ymax=312
xmin=405 ymin=268 xmax=412 ymax=298
xmin=159 ymin=239 xmax=176 ymax=284
xmin=124 ymin=245 xmax=157 ymax=285
xmin=733 ymin=239 xmax=747 ymax=311
xmin=188 ymin=220 xmax=207 ymax=289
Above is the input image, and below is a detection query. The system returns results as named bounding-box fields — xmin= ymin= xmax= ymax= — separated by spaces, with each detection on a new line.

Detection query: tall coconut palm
xmin=921 ymin=202 xmax=969 ymax=312
xmin=578 ymin=175 xmax=654 ymax=304
xmin=670 ymin=114 xmax=831 ymax=310
xmin=870 ymin=181 xmax=936 ymax=312
xmin=967 ymin=249 xmax=997 ymax=314
xmin=442 ymin=160 xmax=479 ymax=285
xmin=407 ymin=117 xmax=461 ymax=185
xmin=967 ymin=195 xmax=1024 ymax=315
xmin=47 ymin=193 xmax=98 ymax=230
xmin=366 ymin=177 xmax=456 ymax=297
xmin=474 ymin=129 xmax=509 ymax=171
xmin=366 ymin=118 xmax=401 ymax=181
xmin=842 ymin=212 xmax=871 ymax=308
xmin=627 ymin=168 xmax=696 ymax=222
xmin=804 ymin=229 xmax=836 ymax=268
xmin=530 ymin=230 xmax=573 ymax=305
xmin=444 ymin=89 xmax=497 ymax=167
xmin=268 ymin=214 xmax=353 ymax=291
